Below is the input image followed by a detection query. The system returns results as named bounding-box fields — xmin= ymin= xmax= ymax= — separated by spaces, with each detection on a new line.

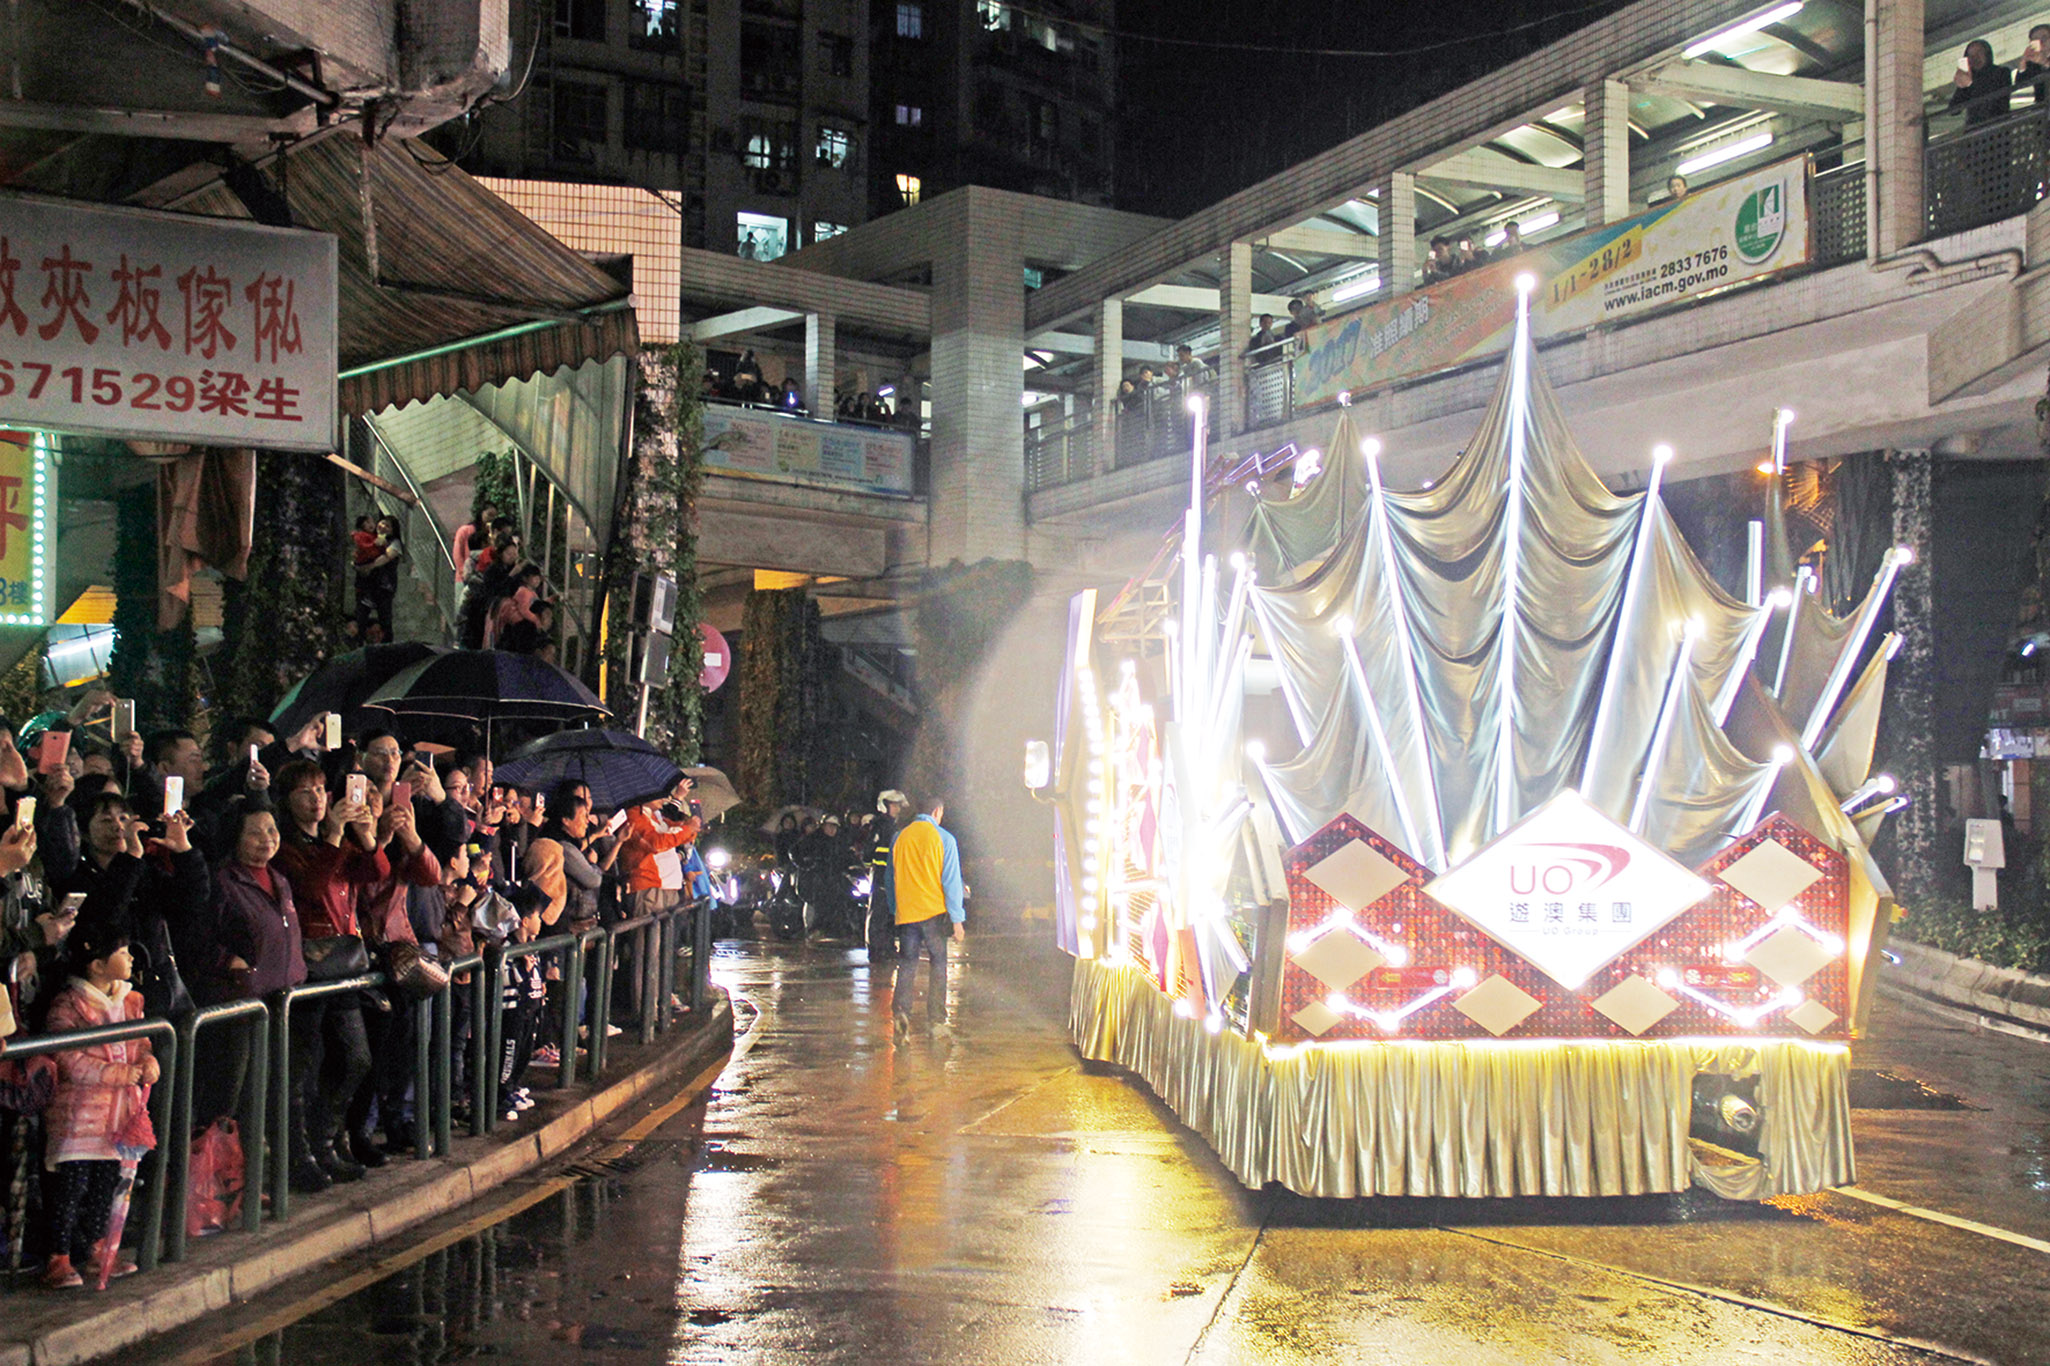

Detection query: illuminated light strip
xmin=1839 ymin=773 xmax=1897 ymax=815
xmin=1492 ymin=278 xmax=1537 ymax=836
xmin=1657 ymin=970 xmax=1804 ymax=1028
xmin=1582 ymin=442 xmax=1673 ymax=797
xmin=1326 ymin=967 xmax=1478 ymax=1033
xmin=1771 ymin=406 xmax=1793 ymax=476
xmin=0 ymin=432 xmax=54 ymax=627
xmin=1745 ymin=520 xmax=1763 ymax=606
xmin=1801 ymin=546 xmax=1911 ymax=749
xmin=1364 ymin=437 xmax=1448 ymax=870
xmin=1771 ymin=565 xmax=1813 ymax=697
xmin=1682 ymin=2 xmax=1803 ymax=59
xmin=1629 ymin=622 xmax=1699 ymax=835
xmin=1712 ymin=588 xmax=1792 ymax=726
xmin=1285 ymin=912 xmax=1410 ymax=967
xmin=1674 ymin=129 xmax=1775 ymax=177
xmin=1338 ymin=627 xmax=1426 ymax=864
xmin=1180 ymin=395 xmax=1209 ymax=727
xmin=1244 ymin=591 xmax=1315 ymax=746
xmin=1723 ymin=905 xmax=1844 ymax=961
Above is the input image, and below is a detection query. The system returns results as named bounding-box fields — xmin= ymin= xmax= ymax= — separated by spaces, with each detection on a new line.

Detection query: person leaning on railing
xmin=270 ymin=759 xmax=382 ymax=1194
xmin=194 ymin=798 xmax=305 ymax=1137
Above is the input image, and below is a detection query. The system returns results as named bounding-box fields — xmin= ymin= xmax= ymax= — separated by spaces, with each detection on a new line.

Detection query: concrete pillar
xmin=1867 ymin=0 xmax=1926 ymax=258
xmin=1883 ymin=446 xmax=1937 ymax=909
xmin=1582 ymin=79 xmax=1632 ymax=228
xmin=804 ymin=311 xmax=836 ymax=416
xmin=1377 ymin=173 xmax=1416 ymax=297
xmin=927 ymin=190 xmax=1026 ymax=562
xmin=1218 ymin=241 xmax=1253 ymax=436
xmin=1093 ymin=295 xmax=1122 ymax=475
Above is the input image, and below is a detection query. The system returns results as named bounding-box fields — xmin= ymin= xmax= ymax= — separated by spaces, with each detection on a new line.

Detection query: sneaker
xmin=41 ymin=1255 xmax=82 ymax=1289
xmin=533 ymin=1044 xmax=561 ymax=1068
xmin=605 ymin=1023 xmax=623 ymax=1037
xmin=891 ymin=1014 xmax=912 ymax=1045
xmin=512 ymin=1089 xmax=536 ymax=1111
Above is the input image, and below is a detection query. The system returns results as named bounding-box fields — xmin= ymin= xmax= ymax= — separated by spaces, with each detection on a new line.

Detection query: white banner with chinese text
xmin=0 ymin=193 xmax=337 ymax=451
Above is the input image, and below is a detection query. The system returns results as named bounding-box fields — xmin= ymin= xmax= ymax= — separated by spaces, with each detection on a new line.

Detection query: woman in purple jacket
xmin=196 ymin=801 xmax=306 ymax=1130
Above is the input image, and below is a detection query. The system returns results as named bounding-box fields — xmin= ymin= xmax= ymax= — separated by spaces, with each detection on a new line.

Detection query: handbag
xmin=301 ymin=934 xmax=370 ymax=982
xmin=385 ymin=941 xmax=451 ymax=998
xmin=185 ymin=1118 xmax=245 ymax=1238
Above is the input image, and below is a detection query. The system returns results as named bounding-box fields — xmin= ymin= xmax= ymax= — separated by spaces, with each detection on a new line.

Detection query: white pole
xmin=1801 ymin=547 xmax=1911 ymax=750
xmin=1365 ymin=438 xmax=1449 ymax=870
xmin=1772 ymin=565 xmax=1812 ymax=697
xmin=1340 ymin=628 xmax=1426 ymax=863
xmin=1745 ymin=520 xmax=1763 ymax=607
xmin=1493 ymin=278 xmax=1537 ymax=836
xmin=1712 ymin=588 xmax=1792 ymax=726
xmin=1579 ymin=444 xmax=1672 ymax=794
xmin=1629 ymin=624 xmax=1699 ymax=834
xmin=1772 ymin=406 xmax=1793 ymax=475
xmin=1181 ymin=395 xmax=1207 ymax=725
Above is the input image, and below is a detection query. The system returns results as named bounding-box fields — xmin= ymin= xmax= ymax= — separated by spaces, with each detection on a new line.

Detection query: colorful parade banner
xmin=701 ymin=405 xmax=915 ymax=496
xmin=1293 ymin=155 xmax=1811 ymax=408
xmin=0 ymin=431 xmax=51 ymax=626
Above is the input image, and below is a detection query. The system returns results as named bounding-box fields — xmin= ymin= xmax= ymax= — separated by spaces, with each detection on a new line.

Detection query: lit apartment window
xmin=629 ymin=0 xmax=677 ymax=49
xmin=896 ymin=3 xmax=924 ymax=39
xmin=816 ymin=126 xmax=851 ymax=168
xmin=979 ymin=1 xmax=1011 ymax=30
xmin=813 ymin=221 xmax=847 ymax=241
xmin=738 ymin=212 xmax=790 ymax=261
xmin=894 ymin=104 xmax=923 ymax=127
xmin=895 ymin=172 xmax=922 ymax=205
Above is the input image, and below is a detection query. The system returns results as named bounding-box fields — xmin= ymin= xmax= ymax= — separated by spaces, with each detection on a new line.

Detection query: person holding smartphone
xmin=53 ymin=791 xmax=208 ymax=1031
xmin=2019 ymin=25 xmax=2050 ymax=104
xmin=1951 ymin=38 xmax=2014 ymax=126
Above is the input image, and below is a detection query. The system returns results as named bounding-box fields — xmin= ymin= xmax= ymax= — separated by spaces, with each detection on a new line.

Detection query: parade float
xmin=1029 ymin=280 xmax=1903 ymax=1200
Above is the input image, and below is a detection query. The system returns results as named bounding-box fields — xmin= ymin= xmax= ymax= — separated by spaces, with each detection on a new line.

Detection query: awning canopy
xmin=176 ymin=135 xmax=638 ymax=417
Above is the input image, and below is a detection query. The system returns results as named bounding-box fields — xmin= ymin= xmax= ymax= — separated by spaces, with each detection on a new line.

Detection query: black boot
xmin=289 ymin=1114 xmax=332 ymax=1194
xmin=346 ymin=1127 xmax=388 ymax=1169
xmin=314 ymin=1132 xmax=365 ymax=1183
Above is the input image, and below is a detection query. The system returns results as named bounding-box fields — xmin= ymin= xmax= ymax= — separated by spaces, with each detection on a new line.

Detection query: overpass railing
xmin=1 ymin=897 xmax=718 ymax=1287
xmin=1926 ymin=102 xmax=2050 ymax=239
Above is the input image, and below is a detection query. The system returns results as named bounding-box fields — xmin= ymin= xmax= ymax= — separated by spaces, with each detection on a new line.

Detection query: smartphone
xmin=249 ymin=743 xmax=261 ymax=768
xmin=13 ymin=796 xmax=34 ymax=830
xmin=393 ymin=779 xmax=413 ymax=810
xmin=58 ymin=891 xmax=87 ymax=917
xmin=113 ymin=699 xmax=135 ymax=740
xmin=324 ymin=713 xmax=343 ymax=751
xmin=1959 ymin=55 xmax=1973 ymax=72
xmin=606 ymin=808 xmax=628 ymax=836
xmin=346 ymin=773 xmax=368 ymax=807
xmin=163 ymin=775 xmax=184 ymax=818
xmin=37 ymin=729 xmax=69 ymax=776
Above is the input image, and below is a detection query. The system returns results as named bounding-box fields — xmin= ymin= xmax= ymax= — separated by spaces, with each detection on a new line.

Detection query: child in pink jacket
xmin=40 ymin=925 xmax=157 ymax=1289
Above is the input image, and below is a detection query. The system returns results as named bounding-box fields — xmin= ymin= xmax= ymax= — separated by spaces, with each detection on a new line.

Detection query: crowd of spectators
xmin=699 ymin=348 xmax=910 ymax=428
xmin=1950 ymin=29 xmax=2050 ymax=127
xmin=0 ymin=687 xmax=710 ymax=1289
xmin=441 ymin=502 xmax=560 ymax=659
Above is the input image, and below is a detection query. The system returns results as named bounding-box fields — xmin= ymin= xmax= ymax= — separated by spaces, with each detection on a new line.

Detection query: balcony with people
xmin=1018 ymin=1 xmax=2050 ymax=513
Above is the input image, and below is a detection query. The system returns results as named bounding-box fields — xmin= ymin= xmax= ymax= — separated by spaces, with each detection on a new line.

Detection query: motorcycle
xmin=763 ymin=865 xmax=807 ymax=941
xmin=798 ymin=859 xmax=868 ymax=941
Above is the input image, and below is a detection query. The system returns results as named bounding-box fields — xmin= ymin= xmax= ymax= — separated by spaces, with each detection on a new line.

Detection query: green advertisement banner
xmin=1292 ymin=155 xmax=1811 ymax=409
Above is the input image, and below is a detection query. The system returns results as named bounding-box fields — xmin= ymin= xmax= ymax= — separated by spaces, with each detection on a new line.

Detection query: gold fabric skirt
xmin=1070 ymin=957 xmax=1854 ymax=1199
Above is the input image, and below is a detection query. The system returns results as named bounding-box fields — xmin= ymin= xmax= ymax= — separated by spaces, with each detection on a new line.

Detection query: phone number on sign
xmin=0 ymin=358 xmax=306 ymax=422
xmin=1657 ymin=245 xmax=1729 ymax=280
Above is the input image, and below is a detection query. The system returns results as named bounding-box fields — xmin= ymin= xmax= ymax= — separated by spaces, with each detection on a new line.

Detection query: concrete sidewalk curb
xmin=1885 ymin=941 xmax=2050 ymax=1032
xmin=3 ymin=993 xmax=734 ymax=1366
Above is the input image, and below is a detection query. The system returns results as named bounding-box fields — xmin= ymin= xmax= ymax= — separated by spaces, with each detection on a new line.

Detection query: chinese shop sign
xmin=0 ymin=194 xmax=337 ymax=451
xmin=1424 ymin=791 xmax=1714 ymax=991
xmin=0 ymin=432 xmax=53 ymax=625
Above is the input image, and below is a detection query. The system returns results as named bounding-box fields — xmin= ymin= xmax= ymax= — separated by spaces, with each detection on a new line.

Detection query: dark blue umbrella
xmin=270 ymin=643 xmax=447 ymax=737
xmin=494 ymin=729 xmax=683 ymax=811
xmin=361 ymin=649 xmax=608 ymax=725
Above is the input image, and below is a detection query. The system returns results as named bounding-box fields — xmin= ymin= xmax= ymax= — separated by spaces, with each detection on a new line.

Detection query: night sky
xmin=1113 ymin=0 xmax=1637 ymax=217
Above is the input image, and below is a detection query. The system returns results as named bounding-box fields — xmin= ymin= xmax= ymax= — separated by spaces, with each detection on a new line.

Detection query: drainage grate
xmin=1847 ymin=1069 xmax=1979 ymax=1111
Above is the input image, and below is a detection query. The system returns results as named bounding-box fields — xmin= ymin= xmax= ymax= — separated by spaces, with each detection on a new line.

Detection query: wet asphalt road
xmin=132 ymin=930 xmax=2050 ymax=1366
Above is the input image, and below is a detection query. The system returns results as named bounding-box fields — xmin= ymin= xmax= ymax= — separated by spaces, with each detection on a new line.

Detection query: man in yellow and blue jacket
xmin=890 ymin=793 xmax=963 ymax=1042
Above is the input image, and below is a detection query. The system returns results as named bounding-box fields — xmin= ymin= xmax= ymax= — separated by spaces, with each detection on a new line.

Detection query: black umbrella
xmin=269 ymin=643 xmax=447 ymax=738
xmin=495 ymin=729 xmax=684 ymax=811
xmin=361 ymin=649 xmax=609 ymax=727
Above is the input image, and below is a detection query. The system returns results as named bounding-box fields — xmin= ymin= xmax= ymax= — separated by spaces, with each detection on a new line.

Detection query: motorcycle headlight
xmin=707 ymin=847 xmax=731 ymax=870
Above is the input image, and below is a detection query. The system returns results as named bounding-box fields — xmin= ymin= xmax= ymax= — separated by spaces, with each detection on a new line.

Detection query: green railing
xmin=3 ymin=896 xmax=719 ymax=1285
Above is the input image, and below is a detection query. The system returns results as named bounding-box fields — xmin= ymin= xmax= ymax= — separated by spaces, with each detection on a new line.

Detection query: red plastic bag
xmin=186 ymin=1118 xmax=245 ymax=1238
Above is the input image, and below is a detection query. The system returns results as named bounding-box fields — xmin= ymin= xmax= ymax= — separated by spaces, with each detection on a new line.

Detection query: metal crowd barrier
xmin=1 ymin=894 xmax=721 ymax=1286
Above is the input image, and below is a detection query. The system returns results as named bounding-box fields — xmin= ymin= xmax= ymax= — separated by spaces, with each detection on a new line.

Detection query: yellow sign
xmin=0 ymin=431 xmax=52 ymax=625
